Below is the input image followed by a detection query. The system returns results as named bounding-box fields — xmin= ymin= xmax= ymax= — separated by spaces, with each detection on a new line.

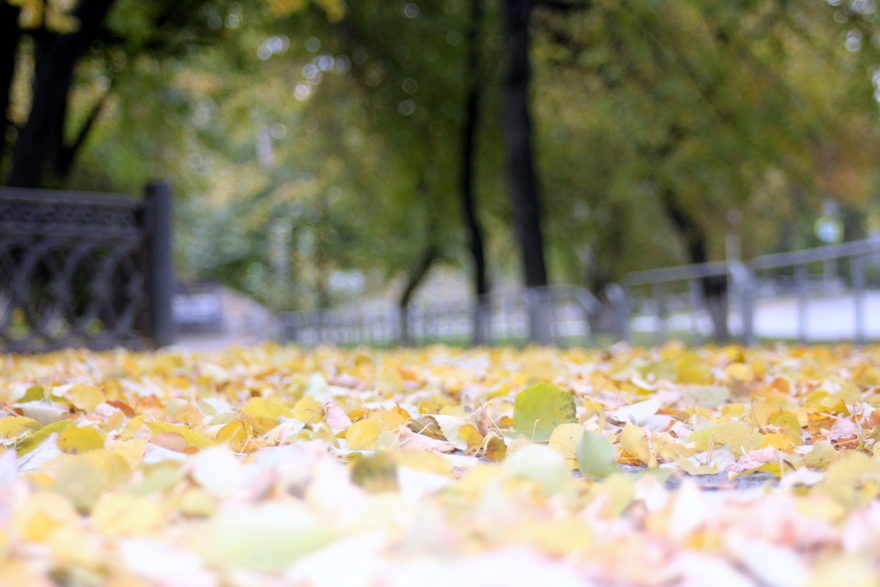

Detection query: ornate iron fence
xmin=0 ymin=183 xmax=174 ymax=352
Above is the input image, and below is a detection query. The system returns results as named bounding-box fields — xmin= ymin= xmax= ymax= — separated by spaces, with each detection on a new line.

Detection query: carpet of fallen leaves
xmin=1 ymin=342 xmax=880 ymax=586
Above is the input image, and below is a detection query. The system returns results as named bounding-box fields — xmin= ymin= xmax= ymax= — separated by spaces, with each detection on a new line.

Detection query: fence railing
xmin=281 ymin=285 xmax=600 ymax=348
xmin=280 ymin=236 xmax=880 ymax=348
xmin=617 ymin=236 xmax=880 ymax=345
xmin=0 ymin=183 xmax=174 ymax=352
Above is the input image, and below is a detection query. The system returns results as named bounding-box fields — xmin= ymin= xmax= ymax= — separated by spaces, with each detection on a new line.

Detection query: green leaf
xmin=513 ymin=383 xmax=577 ymax=442
xmin=577 ymin=431 xmax=618 ymax=479
xmin=16 ymin=419 xmax=73 ymax=456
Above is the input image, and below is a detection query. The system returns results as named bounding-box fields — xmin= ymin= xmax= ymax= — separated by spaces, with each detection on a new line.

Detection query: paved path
xmin=175 ymin=333 xmax=272 ymax=351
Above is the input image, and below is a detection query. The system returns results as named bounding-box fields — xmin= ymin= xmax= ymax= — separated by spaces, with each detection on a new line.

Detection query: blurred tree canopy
xmin=3 ymin=0 xmax=880 ymax=313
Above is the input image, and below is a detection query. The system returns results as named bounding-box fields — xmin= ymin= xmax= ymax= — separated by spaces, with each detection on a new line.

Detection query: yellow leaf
xmin=770 ymin=411 xmax=802 ymax=444
xmin=345 ymin=419 xmax=381 ymax=450
xmin=177 ymin=487 xmax=217 ymax=518
xmin=57 ymin=426 xmax=104 ymax=453
xmin=619 ymin=424 xmax=655 ymax=467
xmin=509 ymin=518 xmax=592 ymax=555
xmin=819 ymin=452 xmax=880 ymax=506
xmin=12 ymin=492 xmax=80 ymax=542
xmin=804 ymin=440 xmax=837 ymax=469
xmin=0 ymin=416 xmax=40 ymax=438
xmin=458 ymin=424 xmax=484 ymax=450
xmin=241 ymin=397 xmax=292 ymax=434
xmin=751 ymin=400 xmax=774 ymax=428
xmin=759 ymin=432 xmax=792 ymax=451
xmin=144 ymin=421 xmax=213 ymax=449
xmin=216 ymin=420 xmax=249 ymax=452
xmin=721 ymin=403 xmax=746 ymax=419
xmin=548 ymin=423 xmax=584 ymax=469
xmin=724 ymin=362 xmax=753 ymax=382
xmin=396 ymin=449 xmax=454 ymax=476
xmin=48 ymin=525 xmax=102 ymax=569
xmin=592 ymin=474 xmax=634 ymax=518
xmin=83 ymin=450 xmax=133 ymax=488
xmin=675 ymin=352 xmax=712 ymax=385
xmin=688 ymin=421 xmax=757 ymax=455
xmin=91 ymin=493 xmax=164 ymax=536
xmin=291 ymin=396 xmax=323 ymax=424
xmin=47 ymin=455 xmax=106 ymax=511
xmin=370 ymin=408 xmax=409 ymax=432
xmin=16 ymin=420 xmax=73 ymax=455
xmin=68 ymin=384 xmax=104 ymax=412
xmin=483 ymin=434 xmax=507 ymax=462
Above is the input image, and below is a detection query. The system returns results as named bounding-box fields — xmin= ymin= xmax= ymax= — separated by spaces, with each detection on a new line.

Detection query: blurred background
xmin=3 ymin=0 xmax=880 ymax=348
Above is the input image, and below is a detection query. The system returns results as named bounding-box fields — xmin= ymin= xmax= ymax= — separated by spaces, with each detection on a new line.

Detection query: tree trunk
xmin=7 ymin=0 xmax=117 ymax=188
xmin=461 ymin=0 xmax=490 ymax=344
xmin=502 ymin=0 xmax=547 ymax=290
xmin=56 ymin=89 xmax=110 ymax=181
xmin=398 ymin=243 xmax=438 ymax=346
xmin=660 ymin=184 xmax=730 ymax=341
xmin=0 ymin=1 xmax=21 ymax=170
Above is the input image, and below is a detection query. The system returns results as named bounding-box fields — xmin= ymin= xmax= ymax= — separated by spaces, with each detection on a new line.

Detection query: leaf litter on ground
xmin=0 ymin=342 xmax=879 ymax=585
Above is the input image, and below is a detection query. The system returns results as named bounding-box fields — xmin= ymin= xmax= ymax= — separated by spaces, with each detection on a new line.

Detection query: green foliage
xmin=12 ymin=0 xmax=880 ymax=309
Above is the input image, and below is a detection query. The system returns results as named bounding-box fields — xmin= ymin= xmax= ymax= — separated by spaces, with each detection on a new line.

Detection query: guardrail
xmin=616 ymin=236 xmax=880 ymax=345
xmin=0 ymin=183 xmax=174 ymax=352
xmin=280 ymin=237 xmax=880 ymax=348
xmin=281 ymin=285 xmax=599 ymax=348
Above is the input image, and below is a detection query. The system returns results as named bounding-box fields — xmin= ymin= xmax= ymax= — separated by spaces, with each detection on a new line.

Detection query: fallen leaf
xmin=577 ymin=430 xmax=617 ymax=479
xmin=512 ymin=384 xmax=577 ymax=442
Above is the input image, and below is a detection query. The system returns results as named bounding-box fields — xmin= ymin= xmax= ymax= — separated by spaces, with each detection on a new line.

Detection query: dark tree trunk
xmin=502 ymin=0 xmax=547 ymax=289
xmin=398 ymin=243 xmax=438 ymax=346
xmin=0 ymin=1 xmax=21 ymax=170
xmin=56 ymin=89 xmax=110 ymax=181
xmin=461 ymin=0 xmax=490 ymax=344
xmin=7 ymin=0 xmax=117 ymax=188
xmin=660 ymin=184 xmax=730 ymax=341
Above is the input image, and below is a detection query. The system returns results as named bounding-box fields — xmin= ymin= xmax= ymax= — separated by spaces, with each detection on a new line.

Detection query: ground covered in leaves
xmin=1 ymin=342 xmax=880 ymax=586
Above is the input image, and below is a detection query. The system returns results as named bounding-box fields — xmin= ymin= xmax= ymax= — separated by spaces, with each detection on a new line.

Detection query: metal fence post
xmin=525 ymin=288 xmax=552 ymax=345
xmin=472 ymin=297 xmax=490 ymax=346
xmin=284 ymin=312 xmax=299 ymax=345
xmin=654 ymin=283 xmax=668 ymax=344
xmin=853 ymin=255 xmax=867 ymax=346
xmin=606 ymin=284 xmax=630 ymax=343
xmin=688 ymin=278 xmax=704 ymax=345
xmin=398 ymin=305 xmax=410 ymax=346
xmin=735 ymin=263 xmax=756 ymax=346
xmin=144 ymin=182 xmax=175 ymax=347
xmin=795 ymin=264 xmax=808 ymax=344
